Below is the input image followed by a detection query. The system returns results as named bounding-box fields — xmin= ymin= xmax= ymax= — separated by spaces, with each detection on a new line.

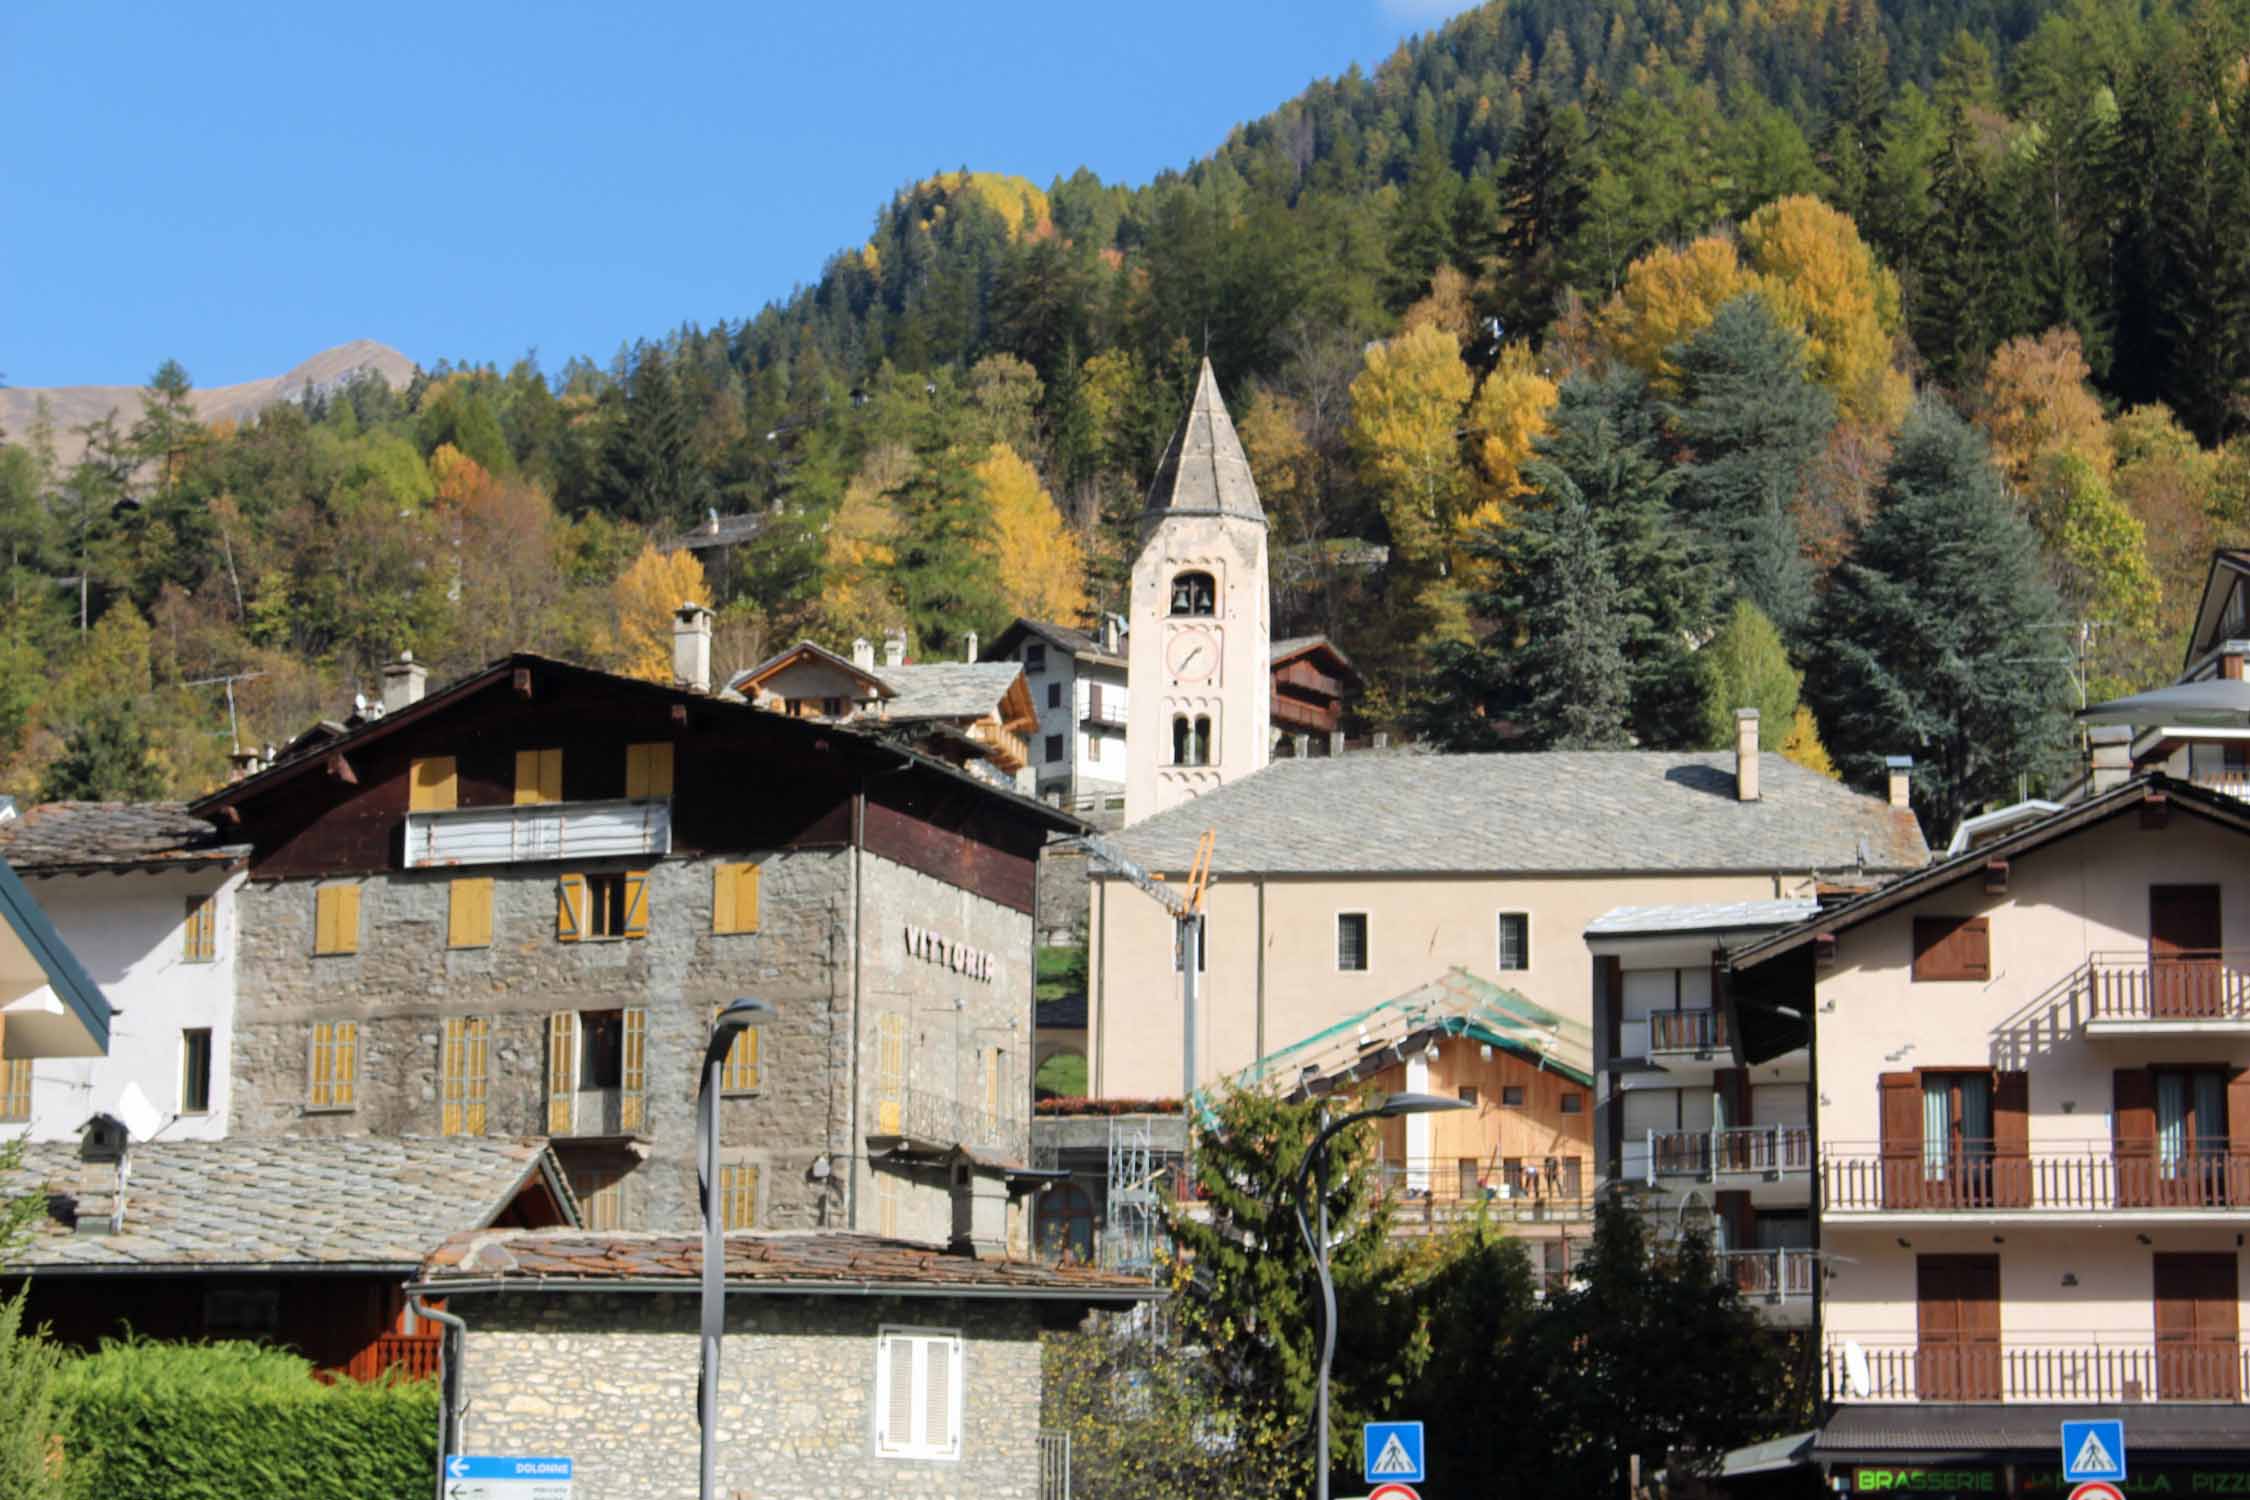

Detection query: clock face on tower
xmin=1166 ymin=626 xmax=1219 ymax=684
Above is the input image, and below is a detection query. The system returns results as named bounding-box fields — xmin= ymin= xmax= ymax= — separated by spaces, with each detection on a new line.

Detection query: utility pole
xmin=1079 ymin=828 xmax=1215 ymax=1099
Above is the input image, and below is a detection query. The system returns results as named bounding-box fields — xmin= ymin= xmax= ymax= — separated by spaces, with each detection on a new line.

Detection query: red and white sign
xmin=2071 ymin=1482 xmax=2126 ymax=1500
xmin=1368 ymin=1486 xmax=1422 ymax=1500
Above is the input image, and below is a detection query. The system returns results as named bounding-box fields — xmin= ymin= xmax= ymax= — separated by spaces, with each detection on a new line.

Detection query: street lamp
xmin=698 ymin=997 xmax=773 ymax=1500
xmin=1290 ymin=1089 xmax=1471 ymax=1500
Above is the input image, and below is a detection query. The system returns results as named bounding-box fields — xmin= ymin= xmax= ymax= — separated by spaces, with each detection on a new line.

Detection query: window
xmin=2155 ymin=1068 xmax=2228 ymax=1183
xmin=558 ymin=871 xmax=649 ymax=941
xmin=409 ymin=756 xmax=458 ymax=812
xmin=1171 ymin=714 xmax=1213 ymax=767
xmin=204 ymin=1288 xmax=279 ymax=1337
xmin=718 ymin=1007 xmax=761 ymax=1093
xmin=720 ymin=1163 xmax=760 ymax=1230
xmin=1920 ymin=1071 xmax=1993 ymax=1182
xmin=1912 ymin=916 xmax=1991 ymax=982
xmin=1045 ymin=734 xmax=1064 ymax=764
xmin=1169 ymin=571 xmax=1216 ymax=617
xmin=313 ymin=884 xmax=360 ymax=956
xmin=1496 ymin=913 xmax=1529 ymax=971
xmin=307 ymin=1021 xmax=358 ymax=1111
xmin=182 ymin=894 xmax=217 ymax=963
xmin=822 ymin=696 xmax=848 ymax=719
xmin=876 ymin=1167 xmax=902 ymax=1237
xmin=1047 ymin=682 xmax=1062 ymax=709
xmin=1336 ymin=913 xmax=1369 ymax=972
xmin=1560 ymin=1091 xmax=1584 ymax=1116
xmin=448 ymin=877 xmax=494 ymax=949
xmin=1501 ymin=1085 xmax=1526 ymax=1108
xmin=0 ymin=1058 xmax=29 ymax=1122
xmin=441 ymin=1016 xmax=489 ymax=1136
xmin=513 ymin=747 xmax=564 ymax=805
xmin=1173 ymin=913 xmax=1207 ymax=973
xmin=1024 ymin=643 xmax=1047 ymax=673
xmin=875 ymin=1328 xmax=964 ymax=1461
xmin=1037 ymin=1183 xmax=1095 ymax=1263
xmin=180 ymin=1029 xmax=213 ymax=1114
xmin=576 ymin=1165 xmax=629 ymax=1230
xmin=624 ymin=742 xmax=675 ymax=799
xmin=546 ymin=1008 xmax=648 ymax=1135
xmin=873 ymin=1013 xmax=908 ymax=1133
xmin=712 ymin=862 xmax=762 ymax=934
xmin=1457 ymin=1086 xmax=1479 ymax=1108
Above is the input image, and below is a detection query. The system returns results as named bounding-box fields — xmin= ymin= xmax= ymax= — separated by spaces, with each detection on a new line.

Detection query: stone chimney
xmin=2088 ymin=726 xmax=2133 ymax=793
xmin=75 ymin=1113 xmax=131 ymax=1237
xmin=228 ymin=748 xmax=264 ymax=782
xmin=948 ymin=1160 xmax=1009 ymax=1259
xmin=1885 ymin=755 xmax=1914 ymax=809
xmin=851 ymin=637 xmax=875 ymax=672
xmin=1734 ymin=709 xmax=1760 ymax=802
xmin=672 ymin=602 xmax=714 ymax=694
xmin=380 ymin=650 xmax=427 ymax=713
xmin=883 ymin=628 xmax=908 ymax=669
xmin=964 ymin=629 xmax=979 ymax=663
xmin=1100 ymin=614 xmax=1123 ymax=653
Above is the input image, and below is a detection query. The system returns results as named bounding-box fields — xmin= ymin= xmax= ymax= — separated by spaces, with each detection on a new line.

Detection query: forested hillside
xmin=4 ymin=0 xmax=2247 ymax=835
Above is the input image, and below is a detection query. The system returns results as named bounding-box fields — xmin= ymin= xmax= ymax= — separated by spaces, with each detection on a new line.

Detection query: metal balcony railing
xmin=2191 ymin=771 xmax=2250 ymax=803
xmin=1826 ymin=1336 xmax=2249 ymax=1403
xmin=405 ymin=797 xmax=671 ymax=869
xmin=1645 ymin=1125 xmax=1812 ymax=1183
xmin=1720 ymin=1246 xmax=1815 ymax=1300
xmin=2087 ymin=950 xmax=2250 ymax=1023
xmin=1369 ymin=1157 xmax=1593 ymax=1228
xmin=1822 ymin=1139 xmax=2250 ymax=1212
xmin=872 ymin=1084 xmax=1025 ymax=1155
xmin=1647 ymin=1009 xmax=1728 ymax=1054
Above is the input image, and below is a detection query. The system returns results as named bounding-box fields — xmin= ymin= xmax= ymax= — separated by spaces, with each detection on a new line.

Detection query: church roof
xmin=1142 ymin=359 xmax=1265 ymax=526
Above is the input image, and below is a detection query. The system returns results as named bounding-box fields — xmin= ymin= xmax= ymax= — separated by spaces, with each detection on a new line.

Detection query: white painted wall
xmin=3 ymin=867 xmax=241 ymax=1142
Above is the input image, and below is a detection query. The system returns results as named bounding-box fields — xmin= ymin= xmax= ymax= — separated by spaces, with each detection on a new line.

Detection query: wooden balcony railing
xmin=2087 ymin=950 xmax=2250 ymax=1023
xmin=337 ymin=1334 xmax=442 ymax=1383
xmin=1647 ymin=1008 xmax=1727 ymax=1054
xmin=1369 ymin=1158 xmax=1593 ymax=1229
xmin=1823 ymin=1140 xmax=2250 ymax=1211
xmin=1826 ymin=1337 xmax=2246 ymax=1403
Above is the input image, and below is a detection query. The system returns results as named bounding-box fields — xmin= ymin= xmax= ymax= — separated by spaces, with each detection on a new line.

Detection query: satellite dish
xmin=1844 ymin=1340 xmax=1872 ymax=1399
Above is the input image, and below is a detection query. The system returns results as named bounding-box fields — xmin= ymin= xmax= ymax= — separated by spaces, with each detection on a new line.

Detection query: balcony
xmin=871 ymin=1084 xmax=1025 ymax=1158
xmin=1823 ymin=1140 xmax=2250 ymax=1217
xmin=1721 ymin=1247 xmax=1815 ymax=1324
xmin=1080 ymin=697 xmax=1126 ymax=729
xmin=1369 ymin=1157 xmax=1593 ymax=1234
xmin=1647 ymin=1008 xmax=1728 ymax=1056
xmin=1643 ymin=1125 xmax=1812 ymax=1184
xmin=1825 ymin=1336 xmax=2247 ymax=1403
xmin=405 ymin=798 xmax=671 ymax=870
xmin=2085 ymin=950 xmax=2250 ymax=1035
xmin=2192 ymin=771 xmax=2250 ymax=802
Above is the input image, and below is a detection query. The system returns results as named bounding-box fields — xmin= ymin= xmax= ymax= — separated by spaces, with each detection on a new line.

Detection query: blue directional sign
xmin=1364 ymin=1421 xmax=1427 ymax=1485
xmin=445 ymin=1455 xmax=573 ymax=1500
xmin=2062 ymin=1420 xmax=2126 ymax=1483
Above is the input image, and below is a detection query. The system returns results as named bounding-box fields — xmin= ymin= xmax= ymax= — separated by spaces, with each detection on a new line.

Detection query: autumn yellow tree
xmin=1737 ymin=196 xmax=1909 ymax=425
xmin=975 ymin=443 xmax=1088 ymax=625
xmin=1464 ymin=342 xmax=1558 ymax=519
xmin=1596 ymin=236 xmax=1760 ymax=382
xmin=609 ymin=544 xmax=711 ymax=683
xmin=1977 ymin=328 xmax=2114 ymax=491
xmin=1350 ymin=322 xmax=1480 ymax=640
xmin=815 ymin=444 xmax=910 ymax=644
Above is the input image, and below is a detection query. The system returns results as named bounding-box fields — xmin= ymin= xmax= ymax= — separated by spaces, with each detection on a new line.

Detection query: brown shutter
xmin=2116 ymin=1068 xmax=2157 ymax=1208
xmin=1600 ymin=956 xmax=1623 ymax=1063
xmin=1960 ymin=919 xmax=1991 ymax=981
xmin=1992 ymin=1070 xmax=2030 ymax=1207
xmin=1714 ymin=1189 xmax=1755 ymax=1253
xmin=1880 ymin=1072 xmax=1921 ymax=1209
xmin=2229 ymin=1070 xmax=2250 ymax=1206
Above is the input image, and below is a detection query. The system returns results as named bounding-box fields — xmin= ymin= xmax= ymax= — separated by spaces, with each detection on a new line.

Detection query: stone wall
xmin=455 ymin=1289 xmax=1045 ymax=1500
xmin=1033 ymin=842 xmax=1089 ymax=948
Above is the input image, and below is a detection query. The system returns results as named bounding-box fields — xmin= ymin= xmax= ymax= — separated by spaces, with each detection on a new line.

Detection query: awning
xmin=2078 ymin=678 xmax=2250 ymax=726
xmin=1815 ymin=1403 xmax=2250 ymax=1463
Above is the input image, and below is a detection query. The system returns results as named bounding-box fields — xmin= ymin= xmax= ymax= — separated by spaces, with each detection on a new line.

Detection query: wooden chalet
xmin=727 ymin=640 xmax=1039 ymax=786
xmin=1269 ymin=635 xmax=1360 ymax=746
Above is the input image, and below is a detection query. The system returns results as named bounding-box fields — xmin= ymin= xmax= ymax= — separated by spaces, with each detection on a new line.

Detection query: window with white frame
xmin=875 ymin=1327 xmax=964 ymax=1461
xmin=1496 ymin=912 xmax=1530 ymax=971
xmin=1336 ymin=912 xmax=1368 ymax=971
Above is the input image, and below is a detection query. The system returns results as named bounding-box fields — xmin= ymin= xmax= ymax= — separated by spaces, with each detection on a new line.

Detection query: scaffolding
xmin=1103 ymin=1114 xmax=1163 ymax=1276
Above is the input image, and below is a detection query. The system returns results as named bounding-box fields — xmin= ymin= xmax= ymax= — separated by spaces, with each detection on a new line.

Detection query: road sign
xmin=2071 ymin=1483 xmax=2127 ymax=1500
xmin=1364 ymin=1421 xmax=1427 ymax=1484
xmin=1368 ymin=1485 xmax=1423 ymax=1500
xmin=443 ymin=1455 xmax=573 ymax=1500
xmin=2063 ymin=1420 xmax=2127 ymax=1483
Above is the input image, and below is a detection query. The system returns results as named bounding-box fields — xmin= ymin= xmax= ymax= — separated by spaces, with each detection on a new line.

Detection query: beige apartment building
xmin=1086 ymin=720 xmax=1927 ymax=1099
xmin=1728 ymin=776 xmax=2250 ymax=1491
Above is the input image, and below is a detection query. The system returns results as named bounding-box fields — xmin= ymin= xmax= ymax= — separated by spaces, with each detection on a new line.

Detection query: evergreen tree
xmin=891 ymin=406 xmax=1003 ymax=659
xmin=130 ymin=358 xmax=200 ymax=498
xmin=1698 ymin=599 xmax=1804 ymax=749
xmin=40 ymin=702 xmax=166 ymax=802
xmin=595 ymin=347 xmax=712 ymax=529
xmin=1802 ymin=397 xmax=2077 ymax=839
xmin=1914 ymin=108 xmax=2008 ymax=390
xmin=1477 ymin=94 xmax=1592 ymax=352
xmin=1820 ymin=1 xmax=1891 ymax=223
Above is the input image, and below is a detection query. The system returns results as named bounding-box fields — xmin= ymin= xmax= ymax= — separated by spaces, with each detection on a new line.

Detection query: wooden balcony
xmin=404 ymin=798 xmax=671 ymax=869
xmin=1647 ymin=1008 xmax=1728 ymax=1055
xmin=336 ymin=1333 xmax=442 ymax=1383
xmin=1369 ymin=1158 xmax=1593 ymax=1234
xmin=2086 ymin=950 xmax=2250 ymax=1031
xmin=1827 ymin=1336 xmax=2246 ymax=1403
xmin=1823 ymin=1140 xmax=2250 ymax=1214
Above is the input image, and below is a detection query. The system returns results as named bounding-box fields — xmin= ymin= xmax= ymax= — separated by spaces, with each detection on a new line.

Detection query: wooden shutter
xmin=924 ymin=1336 xmax=958 ymax=1457
xmin=514 ymin=748 xmax=562 ymax=805
xmin=1992 ymin=1070 xmax=2031 ymax=1207
xmin=619 ymin=1007 xmax=648 ymax=1132
xmin=448 ymin=878 xmax=494 ymax=949
xmin=183 ymin=895 xmax=216 ymax=962
xmin=409 ymin=756 xmax=458 ymax=811
xmin=1880 ymin=1071 xmax=1921 ymax=1209
xmin=721 ymin=1017 xmax=760 ymax=1093
xmin=1714 ymin=1189 xmax=1755 ymax=1251
xmin=314 ymin=885 xmax=360 ymax=956
xmin=622 ymin=871 xmax=651 ymax=939
xmin=875 ymin=1014 xmax=906 ymax=1133
xmin=720 ymin=1163 xmax=759 ymax=1230
xmin=557 ymin=874 xmax=588 ymax=942
xmin=309 ymin=1020 xmax=357 ymax=1110
xmin=465 ymin=1016 xmax=488 ymax=1135
xmin=2116 ymin=1067 xmax=2157 ymax=1208
xmin=309 ymin=1022 xmax=333 ymax=1108
xmin=625 ymin=742 xmax=674 ymax=799
xmin=1913 ymin=917 xmax=1990 ymax=981
xmin=881 ymin=1336 xmax=916 ymax=1454
xmin=547 ymin=1012 xmax=578 ymax=1135
xmin=2230 ymin=1071 xmax=2250 ymax=1206
xmin=713 ymin=862 xmax=761 ymax=934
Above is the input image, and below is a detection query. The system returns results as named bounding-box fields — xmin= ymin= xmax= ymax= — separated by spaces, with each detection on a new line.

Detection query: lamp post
xmin=1290 ymin=1089 xmax=1471 ymax=1500
xmin=698 ymin=997 xmax=773 ymax=1500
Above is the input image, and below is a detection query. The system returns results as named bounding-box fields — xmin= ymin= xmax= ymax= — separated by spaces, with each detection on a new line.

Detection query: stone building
xmin=192 ymin=637 xmax=1079 ymax=1245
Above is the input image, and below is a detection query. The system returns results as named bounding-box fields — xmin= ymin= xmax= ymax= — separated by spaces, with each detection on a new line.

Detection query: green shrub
xmin=0 ymin=1287 xmax=65 ymax=1499
xmin=54 ymin=1337 xmax=438 ymax=1500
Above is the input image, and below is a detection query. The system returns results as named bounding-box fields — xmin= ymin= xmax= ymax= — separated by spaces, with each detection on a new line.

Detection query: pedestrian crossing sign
xmin=2062 ymin=1419 xmax=2126 ymax=1483
xmin=1364 ymin=1421 xmax=1426 ymax=1485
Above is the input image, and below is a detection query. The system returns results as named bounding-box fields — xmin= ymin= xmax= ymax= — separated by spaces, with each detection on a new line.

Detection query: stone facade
xmin=453 ymin=1290 xmax=1045 ymax=1500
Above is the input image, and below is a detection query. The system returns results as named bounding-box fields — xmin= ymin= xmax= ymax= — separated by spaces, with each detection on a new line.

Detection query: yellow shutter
xmin=874 ymin=1013 xmax=906 ymax=1133
xmin=409 ymin=756 xmax=458 ymax=811
xmin=547 ymin=1012 xmax=577 ymax=1135
xmin=311 ymin=1021 xmax=357 ymax=1110
xmin=334 ymin=1021 xmax=357 ymax=1109
xmin=622 ymin=870 xmax=650 ymax=939
xmin=626 ymin=742 xmax=675 ymax=799
xmin=441 ymin=1016 xmax=465 ymax=1136
xmin=183 ymin=895 xmax=216 ymax=962
xmin=557 ymin=874 xmax=587 ymax=942
xmin=314 ymin=885 xmax=360 ymax=956
xmin=720 ymin=1163 xmax=759 ymax=1230
xmin=309 ymin=1022 xmax=333 ymax=1108
xmin=620 ymin=1007 xmax=647 ymax=1133
xmin=718 ymin=1010 xmax=760 ymax=1093
xmin=514 ymin=748 xmax=562 ymax=805
xmin=712 ymin=862 xmax=761 ymax=935
xmin=465 ymin=1016 xmax=488 ymax=1136
xmin=1 ymin=1058 xmax=32 ymax=1121
xmin=448 ymin=878 xmax=494 ymax=949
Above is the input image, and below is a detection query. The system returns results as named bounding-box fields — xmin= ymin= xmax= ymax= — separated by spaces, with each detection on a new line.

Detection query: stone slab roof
xmin=878 ymin=662 xmax=1024 ymax=721
xmin=1584 ymin=899 xmax=1823 ymax=936
xmin=418 ymin=1228 xmax=1159 ymax=1301
xmin=987 ymin=619 xmax=1124 ymax=669
xmin=1 ymin=1136 xmax=570 ymax=1271
xmin=1142 ymin=358 xmax=1264 ymax=524
xmin=1108 ymin=750 xmax=1929 ymax=876
xmin=0 ymin=802 xmax=248 ymax=874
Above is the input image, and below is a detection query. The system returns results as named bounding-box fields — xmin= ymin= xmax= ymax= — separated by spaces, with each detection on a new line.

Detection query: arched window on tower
xmin=1172 ymin=714 xmax=1212 ymax=767
xmin=1194 ymin=714 xmax=1214 ymax=764
xmin=1169 ymin=571 xmax=1216 ymax=616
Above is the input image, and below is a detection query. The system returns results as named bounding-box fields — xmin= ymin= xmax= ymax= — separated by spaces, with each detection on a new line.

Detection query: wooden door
xmin=2151 ymin=886 xmax=2224 ymax=1018
xmin=1918 ymin=1255 xmax=2002 ymax=1400
xmin=2155 ymin=1253 xmax=2240 ymax=1399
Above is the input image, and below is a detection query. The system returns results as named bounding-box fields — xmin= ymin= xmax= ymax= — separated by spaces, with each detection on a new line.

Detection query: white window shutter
xmin=883 ymin=1336 xmax=915 ymax=1455
xmin=927 ymin=1335 xmax=961 ymax=1458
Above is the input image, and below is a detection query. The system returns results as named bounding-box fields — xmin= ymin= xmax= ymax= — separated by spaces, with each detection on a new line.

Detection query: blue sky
xmin=5 ymin=1 xmax=1475 ymax=390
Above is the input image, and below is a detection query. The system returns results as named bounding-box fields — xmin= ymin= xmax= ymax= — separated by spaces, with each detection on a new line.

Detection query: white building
xmin=983 ymin=618 xmax=1129 ymax=820
xmin=0 ymin=803 xmax=246 ymax=1141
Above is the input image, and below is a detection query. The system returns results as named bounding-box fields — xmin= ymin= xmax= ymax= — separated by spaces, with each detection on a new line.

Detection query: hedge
xmin=54 ymin=1338 xmax=438 ymax=1500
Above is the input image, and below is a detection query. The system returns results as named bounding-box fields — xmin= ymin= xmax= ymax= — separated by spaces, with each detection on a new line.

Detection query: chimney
xmin=2088 ymin=726 xmax=2133 ymax=793
xmin=75 ymin=1114 xmax=131 ymax=1237
xmin=1328 ymin=729 xmax=1345 ymax=757
xmin=228 ymin=748 xmax=264 ymax=782
xmin=1885 ymin=755 xmax=1914 ymax=809
xmin=1373 ymin=732 xmax=1390 ymax=750
xmin=964 ymin=629 xmax=979 ymax=663
xmin=672 ymin=602 xmax=714 ymax=694
xmin=851 ymin=637 xmax=875 ymax=672
xmin=1100 ymin=614 xmax=1123 ymax=653
xmin=948 ymin=1160 xmax=1010 ymax=1259
xmin=1734 ymin=708 xmax=1760 ymax=802
xmin=883 ymin=628 xmax=908 ymax=669
xmin=380 ymin=650 xmax=427 ymax=713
